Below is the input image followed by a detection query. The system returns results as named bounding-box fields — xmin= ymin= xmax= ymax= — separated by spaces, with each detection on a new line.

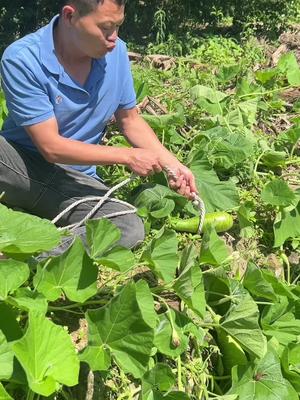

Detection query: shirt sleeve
xmin=0 ymin=55 xmax=54 ymax=126
xmin=117 ymin=45 xmax=137 ymax=110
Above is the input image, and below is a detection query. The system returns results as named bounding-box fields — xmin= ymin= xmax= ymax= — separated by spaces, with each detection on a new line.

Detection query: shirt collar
xmin=39 ymin=15 xmax=61 ymax=75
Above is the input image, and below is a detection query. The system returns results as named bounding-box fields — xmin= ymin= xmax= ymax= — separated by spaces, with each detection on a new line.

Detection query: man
xmin=0 ymin=0 xmax=197 ymax=253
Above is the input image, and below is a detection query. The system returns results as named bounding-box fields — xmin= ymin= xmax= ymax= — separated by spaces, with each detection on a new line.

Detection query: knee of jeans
xmin=123 ymin=213 xmax=145 ymax=249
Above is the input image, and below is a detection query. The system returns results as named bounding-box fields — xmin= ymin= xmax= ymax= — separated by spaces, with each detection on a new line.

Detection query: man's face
xmin=69 ymin=0 xmax=125 ymax=58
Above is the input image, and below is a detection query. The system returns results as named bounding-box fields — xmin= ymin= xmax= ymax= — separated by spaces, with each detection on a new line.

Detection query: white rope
xmin=51 ymin=167 xmax=206 ymax=234
xmin=164 ymin=166 xmax=206 ymax=235
xmin=51 ymin=176 xmax=137 ymax=231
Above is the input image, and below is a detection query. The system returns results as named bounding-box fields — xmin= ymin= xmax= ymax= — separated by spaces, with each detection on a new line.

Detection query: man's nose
xmin=107 ymin=29 xmax=118 ymax=42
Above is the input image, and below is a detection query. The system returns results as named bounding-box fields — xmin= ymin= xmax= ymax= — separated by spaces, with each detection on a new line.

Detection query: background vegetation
xmin=0 ymin=0 xmax=300 ymax=55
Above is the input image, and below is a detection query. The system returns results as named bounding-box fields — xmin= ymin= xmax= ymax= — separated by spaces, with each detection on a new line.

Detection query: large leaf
xmin=34 ymin=238 xmax=98 ymax=303
xmin=86 ymin=218 xmax=121 ymax=259
xmin=142 ymin=363 xmax=175 ymax=400
xmin=0 ymin=331 xmax=14 ymax=380
xmin=82 ymin=283 xmax=154 ymax=378
xmin=227 ymin=345 xmax=298 ymax=400
xmin=190 ymin=159 xmax=239 ymax=212
xmin=12 ymin=312 xmax=79 ymax=396
xmin=0 ymin=259 xmax=29 ymax=300
xmin=261 ymin=179 xmax=297 ymax=207
xmin=97 ymin=246 xmax=135 ymax=273
xmin=7 ymin=288 xmax=48 ymax=314
xmin=142 ymin=110 xmax=185 ymax=132
xmin=274 ymin=203 xmax=300 ymax=247
xmin=216 ymin=328 xmax=248 ymax=375
xmin=136 ymin=280 xmax=157 ymax=329
xmin=221 ymin=292 xmax=267 ymax=358
xmin=133 ymin=184 xmax=187 ymax=219
xmin=154 ymin=310 xmax=189 ymax=358
xmin=208 ymin=133 xmax=255 ymax=171
xmin=0 ymin=204 xmax=61 ymax=254
xmin=0 ymin=304 xmax=22 ymax=342
xmin=261 ymin=296 xmax=300 ymax=346
xmin=174 ymin=265 xmax=206 ymax=317
xmin=281 ymin=342 xmax=300 ymax=393
xmin=0 ymin=384 xmax=13 ymax=400
xmin=243 ymin=262 xmax=277 ymax=302
xmin=191 ymin=85 xmax=227 ymax=103
xmin=141 ymin=228 xmax=179 ymax=284
xmin=199 ymin=227 xmax=230 ymax=266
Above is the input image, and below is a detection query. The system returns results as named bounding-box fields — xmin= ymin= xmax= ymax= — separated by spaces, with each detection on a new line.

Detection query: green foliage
xmin=0 ymin=16 xmax=300 ymax=399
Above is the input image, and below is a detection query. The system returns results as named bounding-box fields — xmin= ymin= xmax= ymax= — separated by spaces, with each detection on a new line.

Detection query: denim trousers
xmin=0 ymin=136 xmax=145 ymax=256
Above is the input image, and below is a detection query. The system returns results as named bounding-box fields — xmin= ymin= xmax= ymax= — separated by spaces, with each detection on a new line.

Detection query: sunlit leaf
xmin=82 ymin=283 xmax=154 ymax=378
xmin=13 ymin=312 xmax=79 ymax=396
xmin=0 ymin=204 xmax=61 ymax=254
xmin=34 ymin=238 xmax=98 ymax=302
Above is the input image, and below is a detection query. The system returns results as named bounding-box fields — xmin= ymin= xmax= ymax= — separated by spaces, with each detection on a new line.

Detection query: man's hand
xmin=125 ymin=148 xmax=163 ymax=176
xmin=165 ymin=162 xmax=198 ymax=201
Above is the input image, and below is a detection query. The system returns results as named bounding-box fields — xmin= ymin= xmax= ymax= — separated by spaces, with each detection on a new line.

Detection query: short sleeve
xmin=0 ymin=55 xmax=54 ymax=126
xmin=118 ymin=48 xmax=137 ymax=110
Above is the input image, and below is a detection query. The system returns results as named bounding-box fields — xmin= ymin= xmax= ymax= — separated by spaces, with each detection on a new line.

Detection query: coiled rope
xmin=52 ymin=167 xmax=206 ymax=234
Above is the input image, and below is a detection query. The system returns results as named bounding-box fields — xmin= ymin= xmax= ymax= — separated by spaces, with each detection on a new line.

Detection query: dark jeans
xmin=0 ymin=136 xmax=145 ymax=256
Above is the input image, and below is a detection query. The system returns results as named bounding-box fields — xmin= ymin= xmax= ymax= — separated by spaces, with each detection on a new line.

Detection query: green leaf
xmin=191 ymin=85 xmax=227 ymax=103
xmin=142 ymin=110 xmax=185 ymax=132
xmin=83 ymin=283 xmax=154 ymax=378
xmin=281 ymin=342 xmax=300 ymax=393
xmin=34 ymin=238 xmax=98 ymax=303
xmin=237 ymin=202 xmax=256 ymax=238
xmin=190 ymin=159 xmax=239 ymax=212
xmin=0 ymin=303 xmax=23 ymax=341
xmin=261 ymin=179 xmax=297 ymax=207
xmin=0 ymin=204 xmax=61 ymax=255
xmin=0 ymin=331 xmax=14 ymax=380
xmin=221 ymin=292 xmax=267 ymax=358
xmin=227 ymin=344 xmax=298 ymax=400
xmin=141 ymin=229 xmax=179 ymax=284
xmin=12 ymin=312 xmax=79 ymax=396
xmin=133 ymin=184 xmax=187 ymax=219
xmin=261 ymin=296 xmax=300 ymax=346
xmin=208 ymin=133 xmax=255 ymax=171
xmin=136 ymin=280 xmax=157 ymax=329
xmin=98 ymin=246 xmax=135 ymax=272
xmin=255 ymin=68 xmax=278 ymax=84
xmin=243 ymin=262 xmax=277 ymax=302
xmin=142 ymin=363 xmax=175 ymax=398
xmin=274 ymin=203 xmax=300 ymax=247
xmin=217 ymin=64 xmax=240 ymax=83
xmin=8 ymin=288 xmax=48 ymax=314
xmin=79 ymin=346 xmax=111 ymax=372
xmin=86 ymin=218 xmax=121 ymax=259
xmin=174 ymin=265 xmax=206 ymax=317
xmin=154 ymin=310 xmax=189 ymax=358
xmin=200 ymin=227 xmax=230 ymax=266
xmin=277 ymin=127 xmax=300 ymax=147
xmin=0 ymin=259 xmax=29 ymax=300
xmin=261 ymin=150 xmax=286 ymax=168
xmin=216 ymin=328 xmax=248 ymax=375
xmin=0 ymin=384 xmax=13 ymax=400
xmin=278 ymin=52 xmax=299 ymax=73
xmin=287 ymin=67 xmax=300 ymax=86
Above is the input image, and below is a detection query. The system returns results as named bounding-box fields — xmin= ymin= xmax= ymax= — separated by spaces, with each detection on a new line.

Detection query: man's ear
xmin=61 ymin=5 xmax=77 ymax=24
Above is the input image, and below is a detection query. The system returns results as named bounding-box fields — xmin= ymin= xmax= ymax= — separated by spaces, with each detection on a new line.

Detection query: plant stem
xmin=48 ymin=298 xmax=108 ymax=311
xmin=26 ymin=390 xmax=35 ymax=400
xmin=177 ymin=356 xmax=184 ymax=392
xmin=211 ymin=375 xmax=231 ymax=380
xmin=239 ymin=85 xmax=292 ymax=99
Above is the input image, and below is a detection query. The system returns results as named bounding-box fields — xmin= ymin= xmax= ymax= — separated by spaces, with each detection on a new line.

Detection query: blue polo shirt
xmin=0 ymin=15 xmax=136 ymax=177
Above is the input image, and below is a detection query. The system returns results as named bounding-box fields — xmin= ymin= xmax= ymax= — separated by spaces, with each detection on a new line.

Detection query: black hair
xmin=62 ymin=0 xmax=126 ymax=16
